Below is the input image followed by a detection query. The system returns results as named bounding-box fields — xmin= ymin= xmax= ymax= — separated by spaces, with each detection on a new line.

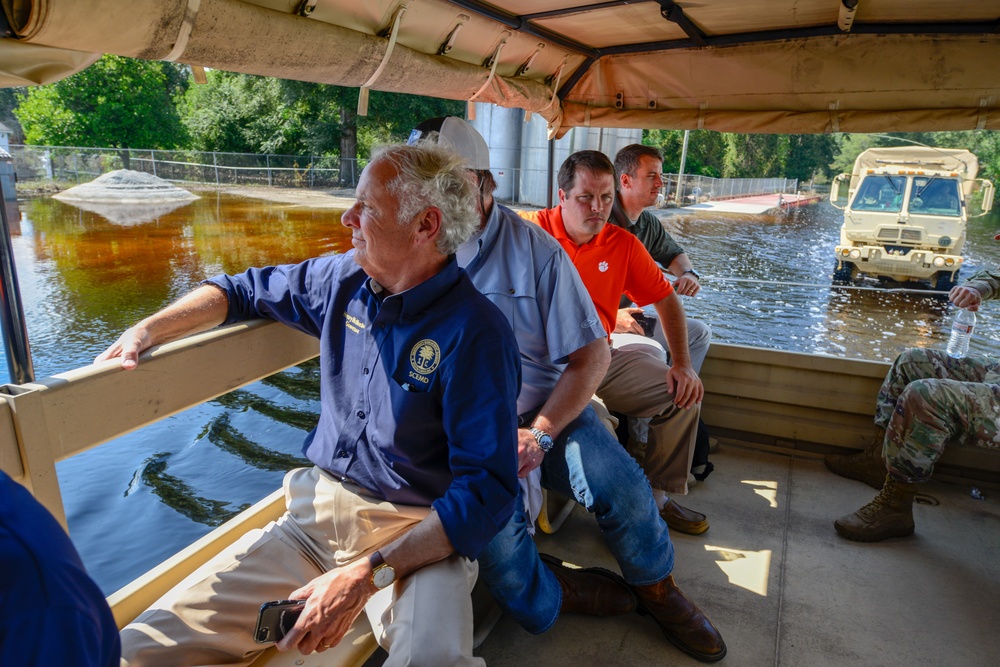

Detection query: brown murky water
xmin=8 ymin=192 xmax=999 ymax=594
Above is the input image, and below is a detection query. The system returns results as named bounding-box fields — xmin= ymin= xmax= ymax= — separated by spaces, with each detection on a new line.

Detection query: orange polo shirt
xmin=522 ymin=206 xmax=673 ymax=336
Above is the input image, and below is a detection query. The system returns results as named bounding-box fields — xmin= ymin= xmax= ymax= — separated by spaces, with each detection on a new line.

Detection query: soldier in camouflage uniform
xmin=827 ymin=265 xmax=1000 ymax=542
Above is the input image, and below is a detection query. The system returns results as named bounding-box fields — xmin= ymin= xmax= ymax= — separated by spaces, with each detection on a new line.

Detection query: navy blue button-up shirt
xmin=207 ymin=253 xmax=520 ymax=559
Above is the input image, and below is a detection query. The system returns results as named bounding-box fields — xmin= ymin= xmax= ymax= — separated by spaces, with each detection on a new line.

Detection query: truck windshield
xmin=850 ymin=175 xmax=905 ymax=212
xmin=909 ymin=177 xmax=961 ymax=217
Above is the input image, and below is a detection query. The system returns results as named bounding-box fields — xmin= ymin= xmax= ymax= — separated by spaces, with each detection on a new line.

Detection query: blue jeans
xmin=477 ymin=404 xmax=675 ymax=634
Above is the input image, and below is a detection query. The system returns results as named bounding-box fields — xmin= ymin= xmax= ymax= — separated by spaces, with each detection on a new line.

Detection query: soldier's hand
xmin=949 ymin=285 xmax=982 ymax=311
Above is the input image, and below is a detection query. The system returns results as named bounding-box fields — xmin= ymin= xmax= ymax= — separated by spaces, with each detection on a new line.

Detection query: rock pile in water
xmin=53 ymin=169 xmax=198 ymax=203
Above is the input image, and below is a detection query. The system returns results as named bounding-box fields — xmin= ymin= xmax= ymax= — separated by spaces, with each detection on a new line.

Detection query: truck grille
xmin=875 ymin=227 xmax=922 ymax=243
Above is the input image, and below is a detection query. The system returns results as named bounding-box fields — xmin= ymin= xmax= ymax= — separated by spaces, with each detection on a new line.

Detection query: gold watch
xmin=369 ymin=550 xmax=396 ymax=589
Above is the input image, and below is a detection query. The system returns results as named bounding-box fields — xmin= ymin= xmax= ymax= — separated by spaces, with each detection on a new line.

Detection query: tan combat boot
xmin=824 ymin=426 xmax=888 ymax=490
xmin=834 ymin=474 xmax=917 ymax=542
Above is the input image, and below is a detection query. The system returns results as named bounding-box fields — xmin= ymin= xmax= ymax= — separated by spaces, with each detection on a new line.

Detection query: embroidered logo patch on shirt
xmin=598 ymin=261 xmax=609 ymax=273
xmin=409 ymin=339 xmax=441 ymax=383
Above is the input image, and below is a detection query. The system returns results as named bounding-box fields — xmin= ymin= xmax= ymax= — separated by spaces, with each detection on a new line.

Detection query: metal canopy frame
xmin=442 ymin=0 xmax=1000 ymax=104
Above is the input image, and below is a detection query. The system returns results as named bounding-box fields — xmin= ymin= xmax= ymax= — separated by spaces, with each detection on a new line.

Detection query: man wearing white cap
xmin=409 ymin=117 xmax=726 ymax=663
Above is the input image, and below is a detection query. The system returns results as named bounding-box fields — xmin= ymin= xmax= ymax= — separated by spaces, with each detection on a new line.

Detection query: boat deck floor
xmin=470 ymin=442 xmax=1000 ymax=666
xmin=358 ymin=442 xmax=998 ymax=666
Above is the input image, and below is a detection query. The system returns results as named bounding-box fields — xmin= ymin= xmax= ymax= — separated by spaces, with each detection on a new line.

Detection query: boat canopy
xmin=2 ymin=0 xmax=1000 ymax=137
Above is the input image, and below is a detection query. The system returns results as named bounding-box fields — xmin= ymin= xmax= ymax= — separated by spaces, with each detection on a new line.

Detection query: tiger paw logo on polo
xmin=598 ymin=261 xmax=609 ymax=272
xmin=407 ymin=339 xmax=441 ymax=385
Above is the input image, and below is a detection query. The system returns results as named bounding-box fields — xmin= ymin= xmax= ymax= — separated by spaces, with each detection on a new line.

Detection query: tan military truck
xmin=831 ymin=147 xmax=994 ymax=290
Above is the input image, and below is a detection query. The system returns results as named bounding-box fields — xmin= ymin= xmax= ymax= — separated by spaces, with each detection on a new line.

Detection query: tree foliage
xmin=14 ymin=55 xmax=187 ymax=150
xmin=0 ymin=88 xmax=26 ymax=142
xmin=643 ymin=130 xmax=837 ymax=183
xmin=178 ymin=71 xmax=307 ymax=154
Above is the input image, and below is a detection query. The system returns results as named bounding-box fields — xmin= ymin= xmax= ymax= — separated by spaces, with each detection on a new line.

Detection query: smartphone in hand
xmin=254 ymin=599 xmax=306 ymax=644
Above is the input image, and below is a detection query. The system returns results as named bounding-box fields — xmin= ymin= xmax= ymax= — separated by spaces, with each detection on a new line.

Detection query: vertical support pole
xmin=0 ymin=172 xmax=34 ymax=385
xmin=151 ymin=150 xmax=157 ymax=177
xmin=213 ymin=152 xmax=220 ymax=185
xmin=546 ymin=138 xmax=555 ymax=209
xmin=677 ymin=129 xmax=690 ymax=205
xmin=267 ymin=154 xmax=272 ymax=187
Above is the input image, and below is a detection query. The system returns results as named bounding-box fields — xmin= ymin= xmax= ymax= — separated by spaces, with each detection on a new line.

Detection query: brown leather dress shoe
xmin=540 ymin=553 xmax=637 ymax=616
xmin=660 ymin=498 xmax=709 ymax=535
xmin=633 ymin=575 xmax=727 ymax=663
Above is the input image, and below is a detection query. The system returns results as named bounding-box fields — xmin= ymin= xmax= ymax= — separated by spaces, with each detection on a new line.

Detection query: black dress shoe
xmin=540 ymin=553 xmax=637 ymax=616
xmin=660 ymin=499 xmax=709 ymax=535
xmin=633 ymin=574 xmax=727 ymax=663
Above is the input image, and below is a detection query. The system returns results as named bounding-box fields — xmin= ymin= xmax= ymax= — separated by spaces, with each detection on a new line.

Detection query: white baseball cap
xmin=407 ymin=116 xmax=491 ymax=171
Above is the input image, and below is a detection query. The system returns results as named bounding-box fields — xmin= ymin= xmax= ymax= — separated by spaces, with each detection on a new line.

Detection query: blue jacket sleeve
xmin=431 ymin=307 xmax=520 ymax=559
xmin=204 ymin=257 xmax=341 ymax=337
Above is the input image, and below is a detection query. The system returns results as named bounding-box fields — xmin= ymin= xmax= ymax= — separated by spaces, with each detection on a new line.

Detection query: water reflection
xmin=57 ymin=199 xmax=197 ymax=226
xmin=13 ymin=192 xmax=349 ymax=380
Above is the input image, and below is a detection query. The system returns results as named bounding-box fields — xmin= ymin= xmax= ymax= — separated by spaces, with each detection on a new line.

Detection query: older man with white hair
xmin=101 ymin=143 xmax=521 ymax=666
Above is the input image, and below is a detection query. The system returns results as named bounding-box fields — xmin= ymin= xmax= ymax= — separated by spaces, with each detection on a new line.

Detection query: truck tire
xmin=832 ymin=261 xmax=856 ymax=285
xmin=934 ymin=271 xmax=958 ymax=292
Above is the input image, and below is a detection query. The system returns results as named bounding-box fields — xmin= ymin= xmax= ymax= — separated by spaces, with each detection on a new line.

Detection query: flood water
xmin=5 ymin=192 xmax=1000 ymax=594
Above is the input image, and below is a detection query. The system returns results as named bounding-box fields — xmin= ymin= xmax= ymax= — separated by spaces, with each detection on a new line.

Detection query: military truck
xmin=830 ymin=147 xmax=994 ymax=290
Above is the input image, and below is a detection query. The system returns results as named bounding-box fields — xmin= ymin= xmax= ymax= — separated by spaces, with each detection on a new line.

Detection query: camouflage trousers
xmin=875 ymin=348 xmax=1000 ymax=483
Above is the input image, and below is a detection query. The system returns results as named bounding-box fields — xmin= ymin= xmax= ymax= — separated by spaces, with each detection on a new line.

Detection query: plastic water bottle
xmin=946 ymin=308 xmax=976 ymax=358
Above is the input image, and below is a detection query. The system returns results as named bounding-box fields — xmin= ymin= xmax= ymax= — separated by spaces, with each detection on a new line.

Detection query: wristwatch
xmin=369 ymin=550 xmax=396 ymax=589
xmin=528 ymin=427 xmax=555 ymax=453
xmin=682 ymin=269 xmax=700 ymax=279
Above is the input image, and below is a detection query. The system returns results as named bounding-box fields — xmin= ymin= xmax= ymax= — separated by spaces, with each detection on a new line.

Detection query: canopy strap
xmin=358 ymin=4 xmax=409 ymax=117
xmin=828 ymin=100 xmax=841 ymax=133
xmin=977 ymin=97 xmax=990 ymax=130
xmin=163 ymin=0 xmax=202 ymax=63
xmin=543 ymin=58 xmax=568 ymax=113
xmin=470 ymin=31 xmax=511 ymax=102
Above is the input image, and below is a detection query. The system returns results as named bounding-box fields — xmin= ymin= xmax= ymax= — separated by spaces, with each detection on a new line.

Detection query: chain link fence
xmin=8 ymin=145 xmax=364 ymax=189
xmin=664 ymin=173 xmax=800 ymax=205
xmin=9 ymin=144 xmax=802 ymax=206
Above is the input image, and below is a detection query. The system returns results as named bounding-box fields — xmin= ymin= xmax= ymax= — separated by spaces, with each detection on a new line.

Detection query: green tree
xmin=14 ymin=55 xmax=187 ymax=164
xmin=181 ymin=74 xmax=462 ymax=184
xmin=179 ymin=71 xmax=309 ymax=155
xmin=784 ymin=134 xmax=837 ymax=183
xmin=722 ymin=134 xmax=788 ymax=178
xmin=0 ymin=88 xmax=26 ymax=142
xmin=277 ymin=81 xmax=463 ymax=183
xmin=643 ymin=129 xmax=725 ymax=177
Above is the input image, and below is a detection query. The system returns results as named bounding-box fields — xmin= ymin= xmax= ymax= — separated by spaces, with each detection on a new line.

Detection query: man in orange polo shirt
xmin=522 ymin=150 xmax=707 ymax=534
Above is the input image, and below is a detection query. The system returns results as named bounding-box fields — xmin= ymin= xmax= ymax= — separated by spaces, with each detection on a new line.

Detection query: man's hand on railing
xmin=94 ymin=325 xmax=153 ymax=370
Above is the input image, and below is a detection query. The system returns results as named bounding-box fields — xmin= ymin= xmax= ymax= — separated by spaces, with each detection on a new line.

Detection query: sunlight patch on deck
xmin=742 ymin=479 xmax=779 ymax=508
xmin=705 ymin=546 xmax=771 ymax=596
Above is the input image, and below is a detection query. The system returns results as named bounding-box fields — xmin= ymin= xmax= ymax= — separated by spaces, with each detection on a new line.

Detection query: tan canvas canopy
xmin=2 ymin=0 xmax=1000 ymax=137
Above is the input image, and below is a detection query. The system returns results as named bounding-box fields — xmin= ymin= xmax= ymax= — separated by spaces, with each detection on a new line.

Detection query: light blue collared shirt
xmin=459 ymin=204 xmax=606 ymax=415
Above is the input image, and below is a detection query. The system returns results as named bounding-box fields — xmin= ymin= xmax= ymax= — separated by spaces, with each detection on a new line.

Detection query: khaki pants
xmin=122 ymin=466 xmax=482 ymax=667
xmin=596 ymin=347 xmax=700 ymax=495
